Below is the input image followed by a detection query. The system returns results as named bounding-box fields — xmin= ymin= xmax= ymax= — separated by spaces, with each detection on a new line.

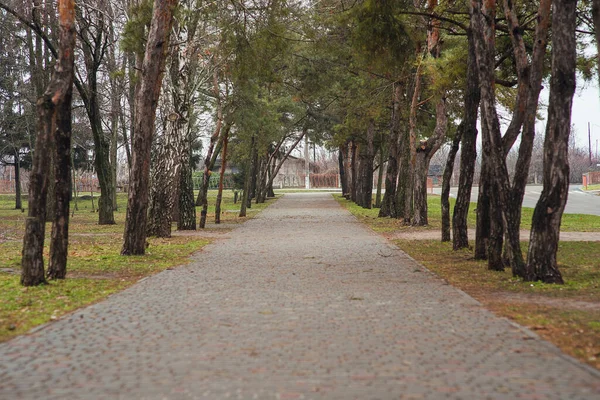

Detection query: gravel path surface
xmin=1 ymin=192 xmax=599 ymax=400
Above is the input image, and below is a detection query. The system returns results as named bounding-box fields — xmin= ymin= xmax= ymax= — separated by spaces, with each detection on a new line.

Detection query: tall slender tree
xmin=22 ymin=0 xmax=76 ymax=285
xmin=122 ymin=0 xmax=178 ymax=255
xmin=526 ymin=0 xmax=578 ymax=284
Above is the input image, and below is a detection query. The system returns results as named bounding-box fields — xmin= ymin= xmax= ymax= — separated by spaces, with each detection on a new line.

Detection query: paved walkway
xmin=1 ymin=193 xmax=599 ymax=399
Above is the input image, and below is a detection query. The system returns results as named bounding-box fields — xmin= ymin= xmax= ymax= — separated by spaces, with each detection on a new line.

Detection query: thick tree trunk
xmin=395 ymin=125 xmax=410 ymax=218
xmin=441 ymin=126 xmax=462 ymax=241
xmin=404 ymin=62 xmax=422 ymax=224
xmin=121 ymin=0 xmax=177 ymax=255
xmin=413 ymin=98 xmax=447 ymax=226
xmin=147 ymin=120 xmax=182 ymax=238
xmin=177 ymin=136 xmax=196 ymax=230
xmin=379 ymin=83 xmax=402 ymax=217
xmin=215 ymin=128 xmax=229 ymax=224
xmin=474 ymin=155 xmax=491 ymax=259
xmin=452 ymin=27 xmax=480 ymax=250
xmin=23 ymin=0 xmax=75 ymax=285
xmin=357 ymin=120 xmax=375 ymax=209
xmin=527 ymin=0 xmax=576 ymax=284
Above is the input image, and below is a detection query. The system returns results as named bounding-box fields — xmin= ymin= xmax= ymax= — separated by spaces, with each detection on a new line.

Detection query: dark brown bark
xmin=338 ymin=145 xmax=348 ymax=195
xmin=121 ymin=0 xmax=177 ymax=255
xmin=474 ymin=152 xmax=490 ymax=260
xmin=471 ymin=0 xmax=521 ymax=272
xmin=526 ymin=0 xmax=577 ymax=284
xmin=47 ymin=1 xmax=75 ymax=280
xmin=215 ymin=128 xmax=229 ymax=224
xmin=441 ymin=125 xmax=462 ymax=242
xmin=14 ymin=154 xmax=22 ymax=210
xmin=379 ymin=83 xmax=402 ymax=218
xmin=395 ymin=125 xmax=410 ymax=218
xmin=177 ymin=138 xmax=196 ymax=230
xmin=504 ymin=0 xmax=552 ymax=278
xmin=404 ymin=62 xmax=422 ymax=224
xmin=23 ymin=0 xmax=76 ymax=285
xmin=452 ymin=26 xmax=480 ymax=250
xmin=239 ymin=135 xmax=257 ymax=218
xmin=357 ymin=120 xmax=376 ymax=209
xmin=375 ymin=144 xmax=385 ymax=208
xmin=350 ymin=141 xmax=358 ymax=203
xmin=75 ymin=6 xmax=115 ymax=225
xmin=413 ymin=98 xmax=447 ymax=226
xmin=593 ymin=0 xmax=600 ymax=83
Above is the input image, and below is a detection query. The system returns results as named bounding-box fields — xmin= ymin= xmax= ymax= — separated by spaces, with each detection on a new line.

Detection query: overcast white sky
xmin=571 ymin=79 xmax=600 ymax=156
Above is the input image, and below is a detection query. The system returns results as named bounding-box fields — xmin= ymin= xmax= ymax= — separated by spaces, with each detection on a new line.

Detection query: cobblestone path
xmin=1 ymin=193 xmax=599 ymax=399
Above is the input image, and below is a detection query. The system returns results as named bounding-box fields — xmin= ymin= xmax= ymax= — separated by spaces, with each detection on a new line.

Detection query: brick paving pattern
xmin=1 ymin=192 xmax=599 ymax=399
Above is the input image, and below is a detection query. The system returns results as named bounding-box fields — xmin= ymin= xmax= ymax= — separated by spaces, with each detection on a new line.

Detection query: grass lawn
xmin=335 ymin=194 xmax=600 ymax=370
xmin=0 ymin=190 xmax=277 ymax=342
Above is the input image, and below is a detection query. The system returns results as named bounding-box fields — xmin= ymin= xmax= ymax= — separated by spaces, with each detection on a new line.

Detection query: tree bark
xmin=404 ymin=60 xmax=422 ymax=224
xmin=147 ymin=119 xmax=182 ymax=238
xmin=379 ymin=83 xmax=402 ymax=217
xmin=441 ymin=125 xmax=462 ymax=242
xmin=121 ymin=0 xmax=177 ymax=255
xmin=375 ymin=144 xmax=385 ymax=208
xmin=527 ymin=0 xmax=577 ymax=284
xmin=503 ymin=0 xmax=552 ymax=278
xmin=350 ymin=140 xmax=358 ymax=203
xmin=474 ymin=151 xmax=491 ymax=260
xmin=413 ymin=98 xmax=447 ymax=226
xmin=215 ymin=128 xmax=229 ymax=224
xmin=14 ymin=153 xmax=22 ymax=210
xmin=452 ymin=26 xmax=480 ymax=250
xmin=357 ymin=120 xmax=375 ymax=209
xmin=338 ymin=145 xmax=348 ymax=195
xmin=23 ymin=0 xmax=76 ymax=285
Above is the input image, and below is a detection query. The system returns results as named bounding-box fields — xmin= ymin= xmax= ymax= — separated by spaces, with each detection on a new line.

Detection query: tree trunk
xmin=375 ymin=145 xmax=385 ymax=208
xmin=395 ymin=125 xmax=410 ymax=218
xmin=357 ymin=120 xmax=375 ymax=209
xmin=197 ymin=66 xmax=223 ymax=208
xmin=379 ymin=83 xmax=402 ymax=217
xmin=404 ymin=61 xmax=422 ymax=224
xmin=14 ymin=154 xmax=22 ymax=210
xmin=474 ymin=154 xmax=491 ymax=259
xmin=527 ymin=0 xmax=576 ymax=284
xmin=350 ymin=141 xmax=358 ymax=203
xmin=593 ymin=0 xmax=600 ymax=87
xmin=338 ymin=145 xmax=348 ymax=195
xmin=121 ymin=0 xmax=177 ymax=255
xmin=239 ymin=164 xmax=251 ymax=218
xmin=413 ymin=98 xmax=447 ymax=226
xmin=47 ymin=5 xmax=75 ymax=279
xmin=177 ymin=131 xmax=196 ymax=230
xmin=146 ymin=119 xmax=182 ymax=238
xmin=215 ymin=128 xmax=229 ymax=224
xmin=441 ymin=125 xmax=462 ymax=241
xmin=23 ymin=0 xmax=76 ymax=285
xmin=452 ymin=27 xmax=480 ymax=250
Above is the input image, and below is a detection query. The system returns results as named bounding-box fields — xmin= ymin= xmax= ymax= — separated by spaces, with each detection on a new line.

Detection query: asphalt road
xmin=434 ymin=184 xmax=600 ymax=216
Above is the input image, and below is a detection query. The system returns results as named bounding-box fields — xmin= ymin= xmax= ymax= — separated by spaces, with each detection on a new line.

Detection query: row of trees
xmin=0 ymin=0 xmax=597 ymax=286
